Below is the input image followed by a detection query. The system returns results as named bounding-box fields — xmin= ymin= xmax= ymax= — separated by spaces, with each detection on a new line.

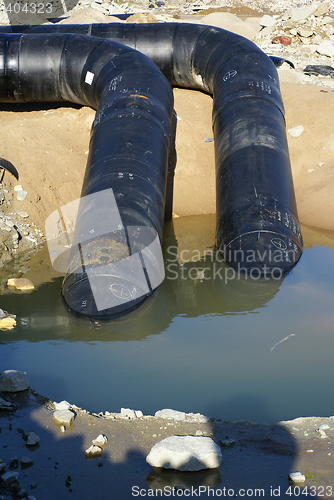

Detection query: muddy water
xmin=1 ymin=215 xmax=334 ymax=424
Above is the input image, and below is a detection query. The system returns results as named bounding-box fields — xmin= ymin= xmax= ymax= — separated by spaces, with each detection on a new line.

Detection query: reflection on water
xmin=1 ymin=215 xmax=334 ymax=423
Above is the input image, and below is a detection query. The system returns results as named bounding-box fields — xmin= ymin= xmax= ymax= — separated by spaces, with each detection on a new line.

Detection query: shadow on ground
xmin=0 ymin=388 xmax=330 ymax=500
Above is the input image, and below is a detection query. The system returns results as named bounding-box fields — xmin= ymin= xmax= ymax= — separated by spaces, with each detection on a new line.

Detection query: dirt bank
xmin=1 ymin=388 xmax=334 ymax=499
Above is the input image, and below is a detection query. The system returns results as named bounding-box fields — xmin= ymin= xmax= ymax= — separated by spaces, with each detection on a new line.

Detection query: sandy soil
xmin=1 ymin=82 xmax=334 ymax=235
xmin=1 ymin=83 xmax=333 ymax=237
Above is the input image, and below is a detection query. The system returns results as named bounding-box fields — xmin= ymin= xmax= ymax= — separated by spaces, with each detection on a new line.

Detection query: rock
xmin=219 ymin=439 xmax=235 ymax=447
xmin=319 ymin=423 xmax=330 ymax=430
xmin=7 ymin=277 xmax=35 ymax=291
xmin=0 ymin=370 xmax=30 ymax=392
xmin=289 ymin=472 xmax=305 ymax=483
xmin=146 ymin=436 xmax=222 ymax=471
xmin=0 ymin=460 xmax=6 ymax=472
xmin=135 ymin=410 xmax=143 ymax=418
xmin=17 ymin=211 xmax=29 ymax=218
xmin=14 ymin=185 xmax=23 ymax=191
xmin=297 ymin=27 xmax=314 ymax=38
xmin=0 ymin=316 xmax=16 ymax=330
xmin=53 ymin=409 xmax=75 ymax=427
xmin=316 ymin=428 xmax=328 ymax=438
xmin=54 ymin=400 xmax=71 ymax=411
xmin=1 ymin=471 xmax=19 ymax=486
xmin=21 ymin=456 xmax=33 ymax=467
xmin=120 ymin=408 xmax=137 ymax=419
xmin=289 ymin=4 xmax=321 ymax=22
xmin=155 ymin=409 xmax=186 ymax=421
xmin=92 ymin=434 xmax=108 ymax=448
xmin=26 ymin=431 xmax=40 ymax=446
xmin=316 ymin=41 xmax=334 ymax=58
xmin=288 ymin=125 xmax=304 ymax=137
xmin=16 ymin=190 xmax=27 ymax=201
xmin=314 ymin=3 xmax=329 ymax=17
xmin=259 ymin=15 xmax=276 ymax=27
xmin=85 ymin=445 xmax=102 ymax=457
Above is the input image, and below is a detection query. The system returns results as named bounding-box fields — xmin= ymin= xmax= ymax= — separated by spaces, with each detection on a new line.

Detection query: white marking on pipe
xmin=85 ymin=71 xmax=95 ymax=85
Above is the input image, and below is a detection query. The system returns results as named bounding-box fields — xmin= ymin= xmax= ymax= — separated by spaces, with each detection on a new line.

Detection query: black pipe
xmin=0 ymin=32 xmax=173 ymax=317
xmin=0 ymin=24 xmax=303 ymax=317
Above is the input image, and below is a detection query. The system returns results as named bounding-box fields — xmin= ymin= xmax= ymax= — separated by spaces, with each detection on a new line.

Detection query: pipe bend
xmin=0 ymin=23 xmax=303 ymax=317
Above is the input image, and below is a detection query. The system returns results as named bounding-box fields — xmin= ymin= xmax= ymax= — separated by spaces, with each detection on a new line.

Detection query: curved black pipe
xmin=0 ymin=32 xmax=173 ymax=317
xmin=0 ymin=24 xmax=303 ymax=317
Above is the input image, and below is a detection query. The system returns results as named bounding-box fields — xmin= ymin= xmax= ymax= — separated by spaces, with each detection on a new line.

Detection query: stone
xmin=319 ymin=423 xmax=330 ymax=430
xmin=2 ymin=471 xmax=19 ymax=486
xmin=120 ymin=408 xmax=137 ymax=419
xmin=92 ymin=434 xmax=108 ymax=447
xmin=314 ymin=3 xmax=329 ymax=17
xmin=316 ymin=41 xmax=334 ymax=58
xmin=14 ymin=185 xmax=23 ymax=191
xmin=0 ymin=317 xmax=16 ymax=330
xmin=135 ymin=410 xmax=143 ymax=418
xmin=16 ymin=190 xmax=27 ymax=201
xmin=155 ymin=409 xmax=186 ymax=421
xmin=147 ymin=436 xmax=222 ymax=471
xmin=259 ymin=15 xmax=276 ymax=27
xmin=21 ymin=456 xmax=33 ymax=467
xmin=85 ymin=445 xmax=102 ymax=457
xmin=220 ymin=439 xmax=235 ymax=447
xmin=54 ymin=400 xmax=71 ymax=411
xmin=290 ymin=4 xmax=321 ymax=22
xmin=288 ymin=125 xmax=304 ymax=137
xmin=289 ymin=472 xmax=305 ymax=483
xmin=53 ymin=409 xmax=75 ymax=426
xmin=0 ymin=370 xmax=29 ymax=392
xmin=0 ymin=397 xmax=13 ymax=409
xmin=26 ymin=432 xmax=40 ymax=446
xmin=297 ymin=27 xmax=314 ymax=38
xmin=316 ymin=428 xmax=328 ymax=438
xmin=7 ymin=278 xmax=35 ymax=291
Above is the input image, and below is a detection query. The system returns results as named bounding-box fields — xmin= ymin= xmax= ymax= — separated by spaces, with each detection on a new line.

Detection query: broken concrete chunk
xmin=2 ymin=471 xmax=19 ymax=486
xmin=289 ymin=471 xmax=306 ymax=483
xmin=289 ymin=3 xmax=321 ymax=22
xmin=259 ymin=15 xmax=276 ymax=27
xmin=92 ymin=434 xmax=108 ymax=448
xmin=26 ymin=431 xmax=40 ymax=446
xmin=146 ymin=436 xmax=222 ymax=471
xmin=0 ymin=370 xmax=30 ymax=392
xmin=21 ymin=456 xmax=34 ymax=467
xmin=85 ymin=445 xmax=102 ymax=457
xmin=316 ymin=41 xmax=334 ymax=58
xmin=7 ymin=278 xmax=35 ymax=291
xmin=54 ymin=400 xmax=71 ymax=411
xmin=53 ymin=409 xmax=75 ymax=427
xmin=155 ymin=409 xmax=186 ymax=421
xmin=120 ymin=408 xmax=137 ymax=419
xmin=314 ymin=3 xmax=329 ymax=17
xmin=0 ymin=316 xmax=17 ymax=330
xmin=288 ymin=125 xmax=304 ymax=137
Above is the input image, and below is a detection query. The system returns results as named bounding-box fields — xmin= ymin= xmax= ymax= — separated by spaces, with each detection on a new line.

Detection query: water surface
xmin=1 ymin=215 xmax=333 ymax=424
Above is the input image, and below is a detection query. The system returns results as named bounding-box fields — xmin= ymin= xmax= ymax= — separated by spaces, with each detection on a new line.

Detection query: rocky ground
xmin=1 ymin=378 xmax=334 ymax=500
